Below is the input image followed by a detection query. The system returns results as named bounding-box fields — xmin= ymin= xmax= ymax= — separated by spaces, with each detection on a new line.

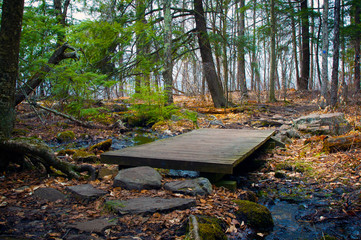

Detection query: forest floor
xmin=1 ymin=90 xmax=361 ymax=239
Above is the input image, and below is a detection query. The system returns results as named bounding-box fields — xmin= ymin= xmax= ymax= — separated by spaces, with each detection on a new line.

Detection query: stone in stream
xmin=104 ymin=197 xmax=196 ymax=215
xmin=69 ymin=218 xmax=116 ymax=233
xmin=164 ymin=177 xmax=212 ymax=196
xmin=113 ymin=166 xmax=162 ymax=190
xmin=67 ymin=184 xmax=107 ymax=202
xmin=33 ymin=187 xmax=66 ymax=202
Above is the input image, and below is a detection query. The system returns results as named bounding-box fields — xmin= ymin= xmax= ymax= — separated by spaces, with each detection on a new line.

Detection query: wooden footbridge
xmin=101 ymin=129 xmax=275 ymax=174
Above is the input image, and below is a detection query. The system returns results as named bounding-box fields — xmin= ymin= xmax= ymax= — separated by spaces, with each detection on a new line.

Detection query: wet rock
xmin=69 ymin=218 xmax=116 ymax=233
xmin=164 ymin=177 xmax=212 ymax=196
xmin=237 ymin=190 xmax=258 ymax=202
xmin=293 ymin=113 xmax=351 ymax=135
xmin=234 ymin=200 xmax=274 ymax=232
xmin=105 ymin=197 xmax=196 ymax=215
xmin=113 ymin=166 xmax=162 ymax=190
xmin=33 ymin=187 xmax=66 ymax=201
xmin=67 ymin=184 xmax=107 ymax=202
xmin=188 ymin=215 xmax=227 ymax=240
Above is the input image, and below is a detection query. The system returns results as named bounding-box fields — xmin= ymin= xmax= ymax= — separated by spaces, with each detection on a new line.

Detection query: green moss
xmin=104 ymin=200 xmax=125 ymax=213
xmin=190 ymin=216 xmax=226 ymax=240
xmin=233 ymin=200 xmax=274 ymax=232
xmin=72 ymin=150 xmax=98 ymax=162
xmin=56 ymin=131 xmax=75 ymax=142
xmin=214 ymin=180 xmax=237 ymax=191
xmin=57 ymin=149 xmax=76 ymax=156
xmin=88 ymin=139 xmax=112 ymax=152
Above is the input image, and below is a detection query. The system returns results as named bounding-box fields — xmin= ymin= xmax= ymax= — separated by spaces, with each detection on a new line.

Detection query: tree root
xmin=0 ymin=139 xmax=96 ymax=179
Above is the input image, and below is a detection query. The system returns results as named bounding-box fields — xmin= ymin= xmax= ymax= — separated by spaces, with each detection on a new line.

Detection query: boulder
xmin=33 ymin=187 xmax=66 ymax=202
xmin=67 ymin=184 xmax=107 ymax=202
xmin=69 ymin=218 xmax=116 ymax=233
xmin=234 ymin=200 xmax=273 ymax=232
xmin=293 ymin=113 xmax=351 ymax=135
xmin=164 ymin=177 xmax=212 ymax=196
xmin=113 ymin=166 xmax=162 ymax=190
xmin=98 ymin=166 xmax=118 ymax=179
xmin=104 ymin=197 xmax=196 ymax=215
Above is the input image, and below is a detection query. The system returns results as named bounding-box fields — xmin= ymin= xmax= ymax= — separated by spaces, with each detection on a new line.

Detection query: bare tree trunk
xmin=193 ymin=0 xmax=227 ymax=108
xmin=237 ymin=0 xmax=247 ymax=97
xmin=288 ymin=0 xmax=300 ymax=89
xmin=354 ymin=1 xmax=360 ymax=92
xmin=269 ymin=0 xmax=277 ymax=102
xmin=299 ymin=0 xmax=310 ymax=91
xmin=163 ymin=0 xmax=173 ymax=104
xmin=321 ymin=0 xmax=329 ymax=107
xmin=330 ymin=0 xmax=341 ymax=107
xmin=0 ymin=0 xmax=24 ymax=141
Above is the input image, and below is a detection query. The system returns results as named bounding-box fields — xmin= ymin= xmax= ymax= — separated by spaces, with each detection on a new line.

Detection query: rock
xmin=237 ymin=190 xmax=258 ymax=202
xmin=167 ymin=169 xmax=200 ymax=178
xmin=293 ymin=113 xmax=351 ymax=135
xmin=98 ymin=166 xmax=118 ymax=179
xmin=88 ymin=139 xmax=112 ymax=152
xmin=56 ymin=130 xmax=75 ymax=143
xmin=72 ymin=150 xmax=98 ymax=163
xmin=234 ymin=200 xmax=274 ymax=232
xmin=286 ymin=129 xmax=301 ymax=139
xmin=113 ymin=166 xmax=162 ymax=190
xmin=104 ymin=197 xmax=196 ymax=215
xmin=214 ymin=180 xmax=237 ymax=191
xmin=67 ymin=184 xmax=107 ymax=202
xmin=33 ymin=187 xmax=66 ymax=201
xmin=164 ymin=177 xmax=212 ymax=196
xmin=70 ymin=218 xmax=116 ymax=233
xmin=250 ymin=118 xmax=284 ymax=128
xmin=188 ymin=215 xmax=226 ymax=240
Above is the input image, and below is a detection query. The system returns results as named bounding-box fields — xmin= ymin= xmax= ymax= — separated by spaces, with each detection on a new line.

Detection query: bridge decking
xmin=101 ymin=129 xmax=275 ymax=174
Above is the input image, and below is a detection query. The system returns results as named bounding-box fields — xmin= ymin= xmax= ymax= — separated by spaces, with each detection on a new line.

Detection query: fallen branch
xmin=323 ymin=134 xmax=361 ymax=152
xmin=31 ymin=102 xmax=99 ymax=129
xmin=0 ymin=139 xmax=96 ymax=179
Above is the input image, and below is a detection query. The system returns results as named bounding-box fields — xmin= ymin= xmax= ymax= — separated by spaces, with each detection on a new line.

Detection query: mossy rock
xmin=73 ymin=150 xmax=98 ymax=163
xmin=56 ymin=131 xmax=75 ymax=143
xmin=88 ymin=139 xmax=112 ymax=152
xmin=188 ymin=215 xmax=226 ymax=240
xmin=237 ymin=190 xmax=258 ymax=202
xmin=57 ymin=149 xmax=77 ymax=156
xmin=233 ymin=200 xmax=274 ymax=232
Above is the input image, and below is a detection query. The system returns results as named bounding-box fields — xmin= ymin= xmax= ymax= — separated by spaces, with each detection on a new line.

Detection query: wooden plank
xmin=101 ymin=129 xmax=275 ymax=174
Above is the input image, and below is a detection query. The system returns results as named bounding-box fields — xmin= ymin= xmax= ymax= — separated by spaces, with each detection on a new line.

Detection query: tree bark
xmin=0 ymin=0 xmax=25 ymax=140
xmin=320 ymin=0 xmax=329 ymax=107
xmin=269 ymin=0 xmax=277 ymax=102
xmin=354 ymin=0 xmax=360 ymax=92
xmin=237 ymin=0 xmax=247 ymax=97
xmin=299 ymin=0 xmax=310 ymax=91
xmin=15 ymin=43 xmax=79 ymax=106
xmin=193 ymin=0 xmax=227 ymax=108
xmin=163 ymin=0 xmax=174 ymax=105
xmin=330 ymin=0 xmax=341 ymax=107
xmin=288 ymin=0 xmax=300 ymax=90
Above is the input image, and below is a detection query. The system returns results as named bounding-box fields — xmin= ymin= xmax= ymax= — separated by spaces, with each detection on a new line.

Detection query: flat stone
xmin=113 ymin=166 xmax=162 ymax=190
xmin=105 ymin=197 xmax=196 ymax=215
xmin=164 ymin=177 xmax=212 ymax=196
xmin=33 ymin=187 xmax=66 ymax=201
xmin=67 ymin=184 xmax=107 ymax=202
xmin=70 ymin=218 xmax=116 ymax=233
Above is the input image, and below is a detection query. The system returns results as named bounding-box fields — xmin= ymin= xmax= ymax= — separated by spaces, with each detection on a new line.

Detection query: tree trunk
xmin=299 ymin=0 xmax=310 ymax=90
xmin=193 ymin=0 xmax=227 ymax=108
xmin=0 ymin=0 xmax=25 ymax=141
xmin=354 ymin=0 xmax=360 ymax=92
xmin=237 ymin=0 xmax=247 ymax=97
xmin=320 ymin=0 xmax=329 ymax=107
xmin=330 ymin=0 xmax=341 ymax=107
xmin=288 ymin=0 xmax=300 ymax=89
xmin=53 ymin=0 xmax=70 ymax=46
xmin=163 ymin=0 xmax=173 ymax=105
xmin=269 ymin=0 xmax=277 ymax=102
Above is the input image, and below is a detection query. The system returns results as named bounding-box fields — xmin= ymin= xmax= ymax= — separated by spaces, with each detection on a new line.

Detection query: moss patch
xmin=189 ymin=215 xmax=226 ymax=240
xmin=56 ymin=131 xmax=75 ymax=142
xmin=88 ymin=139 xmax=112 ymax=152
xmin=233 ymin=200 xmax=274 ymax=232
